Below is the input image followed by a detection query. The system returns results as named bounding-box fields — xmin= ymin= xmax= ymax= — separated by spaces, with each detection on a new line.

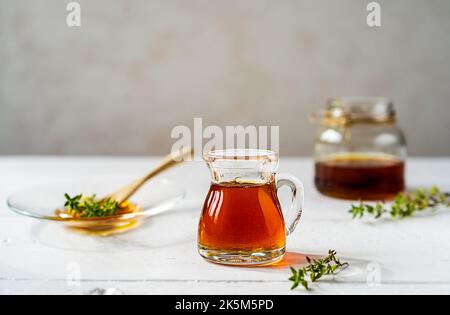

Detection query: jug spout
xmin=204 ymin=149 xmax=279 ymax=184
xmin=198 ymin=149 xmax=305 ymax=266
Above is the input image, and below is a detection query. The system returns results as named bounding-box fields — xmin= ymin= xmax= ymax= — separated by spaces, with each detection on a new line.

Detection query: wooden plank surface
xmin=1 ymin=157 xmax=449 ymax=295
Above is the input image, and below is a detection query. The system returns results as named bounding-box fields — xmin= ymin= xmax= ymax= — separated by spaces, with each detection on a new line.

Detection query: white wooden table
xmin=1 ymin=157 xmax=449 ymax=295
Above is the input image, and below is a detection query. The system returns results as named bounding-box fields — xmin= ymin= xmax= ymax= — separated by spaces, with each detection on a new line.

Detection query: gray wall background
xmin=1 ymin=0 xmax=449 ymax=156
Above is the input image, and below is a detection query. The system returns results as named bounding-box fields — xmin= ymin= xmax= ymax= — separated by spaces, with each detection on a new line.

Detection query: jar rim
xmin=327 ymin=97 xmax=395 ymax=121
xmin=311 ymin=97 xmax=397 ymax=126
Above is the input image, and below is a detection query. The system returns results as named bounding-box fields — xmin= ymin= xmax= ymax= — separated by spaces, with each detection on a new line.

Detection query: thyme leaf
xmin=349 ymin=187 xmax=450 ymax=220
xmin=289 ymin=250 xmax=349 ymax=290
xmin=63 ymin=194 xmax=120 ymax=218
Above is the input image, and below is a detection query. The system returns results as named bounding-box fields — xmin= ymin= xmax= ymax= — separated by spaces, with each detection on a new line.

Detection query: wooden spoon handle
xmin=106 ymin=147 xmax=193 ymax=204
xmin=141 ymin=147 xmax=194 ymax=182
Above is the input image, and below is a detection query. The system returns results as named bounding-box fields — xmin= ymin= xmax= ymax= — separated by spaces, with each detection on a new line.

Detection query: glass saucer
xmin=7 ymin=178 xmax=185 ymax=235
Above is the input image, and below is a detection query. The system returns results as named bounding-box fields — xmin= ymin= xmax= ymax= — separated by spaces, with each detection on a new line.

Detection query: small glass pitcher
xmin=198 ymin=149 xmax=304 ymax=265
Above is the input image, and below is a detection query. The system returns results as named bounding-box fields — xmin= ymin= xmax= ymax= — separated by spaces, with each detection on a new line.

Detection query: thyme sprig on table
xmin=64 ymin=193 xmax=120 ymax=218
xmin=349 ymin=187 xmax=450 ymax=220
xmin=289 ymin=250 xmax=349 ymax=290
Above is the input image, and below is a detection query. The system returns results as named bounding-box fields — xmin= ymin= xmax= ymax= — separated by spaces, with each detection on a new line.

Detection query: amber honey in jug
xmin=199 ymin=181 xmax=286 ymax=255
xmin=198 ymin=149 xmax=305 ymax=265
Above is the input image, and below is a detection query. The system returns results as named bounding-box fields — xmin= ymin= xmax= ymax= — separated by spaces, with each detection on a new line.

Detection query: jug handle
xmin=276 ymin=174 xmax=305 ymax=236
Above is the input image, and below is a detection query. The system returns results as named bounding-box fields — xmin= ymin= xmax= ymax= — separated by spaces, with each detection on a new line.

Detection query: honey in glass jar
xmin=313 ymin=97 xmax=407 ymax=200
xmin=315 ymin=153 xmax=405 ymax=200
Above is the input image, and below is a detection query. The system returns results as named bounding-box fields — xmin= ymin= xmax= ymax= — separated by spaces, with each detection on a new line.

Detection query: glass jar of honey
xmin=312 ymin=97 xmax=407 ymax=200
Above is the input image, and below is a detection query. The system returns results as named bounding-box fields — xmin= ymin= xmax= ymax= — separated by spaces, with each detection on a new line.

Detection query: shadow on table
xmin=29 ymin=206 xmax=201 ymax=252
xmin=232 ymin=251 xmax=387 ymax=282
xmin=238 ymin=251 xmax=318 ymax=270
xmin=218 ymin=251 xmax=318 ymax=271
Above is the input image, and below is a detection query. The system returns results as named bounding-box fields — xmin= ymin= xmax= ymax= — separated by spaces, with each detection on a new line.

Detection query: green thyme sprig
xmin=289 ymin=250 xmax=349 ymax=290
xmin=64 ymin=193 xmax=82 ymax=210
xmin=63 ymin=194 xmax=120 ymax=218
xmin=350 ymin=187 xmax=450 ymax=220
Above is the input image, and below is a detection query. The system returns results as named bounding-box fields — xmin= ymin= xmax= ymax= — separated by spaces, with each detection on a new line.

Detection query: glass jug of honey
xmin=198 ymin=149 xmax=304 ymax=266
xmin=312 ymin=97 xmax=407 ymax=200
